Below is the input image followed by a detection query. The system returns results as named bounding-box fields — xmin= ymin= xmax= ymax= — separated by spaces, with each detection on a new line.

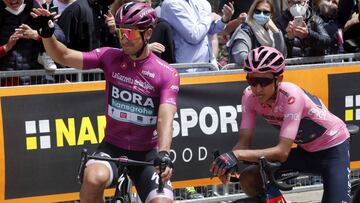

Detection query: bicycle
xmin=77 ymin=149 xmax=166 ymax=203
xmin=214 ymin=124 xmax=360 ymax=203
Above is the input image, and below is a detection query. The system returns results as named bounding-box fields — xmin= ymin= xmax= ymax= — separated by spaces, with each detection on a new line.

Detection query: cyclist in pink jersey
xmin=31 ymin=2 xmax=179 ymax=203
xmin=210 ymin=46 xmax=350 ymax=203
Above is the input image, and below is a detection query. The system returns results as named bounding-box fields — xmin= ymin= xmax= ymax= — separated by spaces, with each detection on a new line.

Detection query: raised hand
xmin=30 ymin=8 xmax=56 ymax=38
xmin=221 ymin=1 xmax=235 ymax=23
xmin=104 ymin=10 xmax=116 ymax=34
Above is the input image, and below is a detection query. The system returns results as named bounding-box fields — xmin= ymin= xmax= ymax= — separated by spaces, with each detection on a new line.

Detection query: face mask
xmin=253 ymin=13 xmax=270 ymax=26
xmin=5 ymin=3 xmax=26 ymax=16
xmin=289 ymin=4 xmax=307 ymax=17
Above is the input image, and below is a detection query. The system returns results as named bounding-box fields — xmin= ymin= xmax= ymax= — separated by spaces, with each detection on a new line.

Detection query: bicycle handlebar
xmin=258 ymin=157 xmax=293 ymax=191
xmin=212 ymin=150 xmax=294 ymax=191
xmin=77 ymin=149 xmax=166 ymax=193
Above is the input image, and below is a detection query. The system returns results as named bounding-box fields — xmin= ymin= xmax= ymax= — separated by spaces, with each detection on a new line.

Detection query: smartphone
xmin=49 ymin=6 xmax=59 ymax=15
xmin=294 ymin=16 xmax=304 ymax=27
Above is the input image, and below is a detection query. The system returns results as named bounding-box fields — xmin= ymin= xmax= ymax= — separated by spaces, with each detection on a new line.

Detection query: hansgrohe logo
xmin=345 ymin=95 xmax=360 ymax=121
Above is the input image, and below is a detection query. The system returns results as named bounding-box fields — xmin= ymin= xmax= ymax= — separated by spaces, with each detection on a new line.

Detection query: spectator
xmin=337 ymin=0 xmax=356 ymax=28
xmin=57 ymin=0 xmax=117 ymax=52
xmin=134 ymin=0 xmax=176 ymax=63
xmin=276 ymin=0 xmax=331 ymax=57
xmin=161 ymin=0 xmax=234 ymax=70
xmin=42 ymin=0 xmax=54 ymax=10
xmin=343 ymin=0 xmax=360 ymax=53
xmin=314 ymin=0 xmax=344 ymax=54
xmin=0 ymin=0 xmax=65 ymax=85
xmin=227 ymin=0 xmax=286 ymax=67
xmin=218 ymin=0 xmax=254 ymax=36
xmin=52 ymin=0 xmax=76 ymax=15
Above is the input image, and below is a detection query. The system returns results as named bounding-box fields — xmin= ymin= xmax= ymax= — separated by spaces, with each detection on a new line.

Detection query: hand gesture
xmin=266 ymin=19 xmax=280 ymax=33
xmin=286 ymin=21 xmax=295 ymax=39
xmin=4 ymin=32 xmax=21 ymax=52
xmin=238 ymin=12 xmax=247 ymax=23
xmin=30 ymin=8 xmax=57 ymax=38
xmin=148 ymin=42 xmax=165 ymax=53
xmin=293 ymin=21 xmax=309 ymax=39
xmin=221 ymin=1 xmax=234 ymax=23
xmin=104 ymin=11 xmax=116 ymax=34
xmin=15 ymin=24 xmax=39 ymax=40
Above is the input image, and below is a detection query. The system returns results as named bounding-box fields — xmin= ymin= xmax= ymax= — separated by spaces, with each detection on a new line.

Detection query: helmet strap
xmin=135 ymin=31 xmax=148 ymax=58
xmin=267 ymin=76 xmax=278 ymax=103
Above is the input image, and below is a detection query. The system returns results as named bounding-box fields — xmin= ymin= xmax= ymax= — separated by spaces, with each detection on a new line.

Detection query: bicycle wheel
xmin=352 ymin=185 xmax=360 ymax=203
xmin=351 ymin=179 xmax=360 ymax=203
xmin=232 ymin=197 xmax=263 ymax=203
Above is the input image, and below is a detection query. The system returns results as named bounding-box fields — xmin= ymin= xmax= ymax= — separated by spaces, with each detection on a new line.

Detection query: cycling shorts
xmin=90 ymin=141 xmax=173 ymax=203
xmin=277 ymin=139 xmax=350 ymax=203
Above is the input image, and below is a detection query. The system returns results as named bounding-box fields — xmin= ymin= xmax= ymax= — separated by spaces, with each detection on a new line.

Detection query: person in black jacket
xmin=0 ymin=0 xmax=65 ymax=85
xmin=276 ymin=0 xmax=331 ymax=58
xmin=343 ymin=0 xmax=360 ymax=53
xmin=313 ymin=0 xmax=344 ymax=54
xmin=57 ymin=0 xmax=117 ymax=52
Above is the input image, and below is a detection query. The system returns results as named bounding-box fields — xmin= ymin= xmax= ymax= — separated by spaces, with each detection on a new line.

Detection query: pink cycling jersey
xmin=83 ymin=48 xmax=179 ymax=151
xmin=240 ymin=82 xmax=349 ymax=152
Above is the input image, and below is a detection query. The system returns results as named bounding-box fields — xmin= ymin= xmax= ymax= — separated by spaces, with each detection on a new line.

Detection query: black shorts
xmin=278 ymin=139 xmax=350 ymax=203
xmin=91 ymin=141 xmax=173 ymax=202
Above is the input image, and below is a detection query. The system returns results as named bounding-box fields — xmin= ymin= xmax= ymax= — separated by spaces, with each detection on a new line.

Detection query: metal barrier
xmin=221 ymin=53 xmax=360 ymax=70
xmin=0 ymin=63 xmax=219 ymax=87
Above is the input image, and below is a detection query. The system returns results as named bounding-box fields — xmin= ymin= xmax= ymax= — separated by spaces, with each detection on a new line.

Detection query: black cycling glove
xmin=154 ymin=151 xmax=173 ymax=171
xmin=34 ymin=15 xmax=55 ymax=38
xmin=214 ymin=151 xmax=239 ymax=173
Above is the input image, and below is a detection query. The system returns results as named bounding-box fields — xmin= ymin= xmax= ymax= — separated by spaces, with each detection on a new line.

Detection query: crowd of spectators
xmin=0 ymin=0 xmax=360 ymax=79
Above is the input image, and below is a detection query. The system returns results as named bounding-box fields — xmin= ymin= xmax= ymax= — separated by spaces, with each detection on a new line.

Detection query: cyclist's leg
xmin=129 ymin=150 xmax=173 ymax=203
xmin=319 ymin=140 xmax=350 ymax=203
xmin=238 ymin=165 xmax=262 ymax=197
xmin=80 ymin=141 xmax=118 ymax=203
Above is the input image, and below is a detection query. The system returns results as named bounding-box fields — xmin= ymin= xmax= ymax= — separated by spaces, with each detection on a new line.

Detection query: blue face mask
xmin=253 ymin=13 xmax=270 ymax=26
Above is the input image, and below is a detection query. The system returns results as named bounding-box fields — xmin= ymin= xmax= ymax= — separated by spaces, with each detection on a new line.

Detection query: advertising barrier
xmin=0 ymin=63 xmax=360 ymax=202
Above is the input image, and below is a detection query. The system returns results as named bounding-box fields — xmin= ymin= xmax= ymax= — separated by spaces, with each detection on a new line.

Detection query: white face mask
xmin=5 ymin=3 xmax=26 ymax=16
xmin=289 ymin=4 xmax=307 ymax=17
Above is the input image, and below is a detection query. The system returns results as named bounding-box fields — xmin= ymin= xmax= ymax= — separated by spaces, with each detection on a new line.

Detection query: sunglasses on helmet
xmin=246 ymin=76 xmax=275 ymax=87
xmin=116 ymin=28 xmax=145 ymax=40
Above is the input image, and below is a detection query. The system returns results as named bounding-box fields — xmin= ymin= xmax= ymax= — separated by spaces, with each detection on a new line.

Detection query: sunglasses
xmin=246 ymin=76 xmax=274 ymax=87
xmin=254 ymin=9 xmax=271 ymax=16
xmin=116 ymin=28 xmax=144 ymax=40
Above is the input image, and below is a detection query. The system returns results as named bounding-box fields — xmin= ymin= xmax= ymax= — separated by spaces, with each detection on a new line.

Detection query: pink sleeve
xmin=240 ymin=88 xmax=257 ymax=129
xmin=159 ymin=67 xmax=180 ymax=106
xmin=82 ymin=48 xmax=108 ymax=70
xmin=279 ymin=89 xmax=305 ymax=140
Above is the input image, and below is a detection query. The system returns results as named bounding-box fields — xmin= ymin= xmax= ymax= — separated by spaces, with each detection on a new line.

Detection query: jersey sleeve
xmin=279 ymin=88 xmax=305 ymax=140
xmin=82 ymin=47 xmax=109 ymax=70
xmin=239 ymin=87 xmax=257 ymax=129
xmin=159 ymin=66 xmax=180 ymax=106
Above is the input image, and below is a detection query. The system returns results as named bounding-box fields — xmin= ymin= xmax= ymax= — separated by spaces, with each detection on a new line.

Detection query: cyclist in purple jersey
xmin=210 ymin=46 xmax=351 ymax=203
xmin=31 ymin=2 xmax=179 ymax=203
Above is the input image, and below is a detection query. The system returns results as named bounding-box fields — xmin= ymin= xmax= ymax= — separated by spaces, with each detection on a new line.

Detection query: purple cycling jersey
xmin=240 ymin=82 xmax=349 ymax=152
xmin=83 ymin=48 xmax=179 ymax=151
